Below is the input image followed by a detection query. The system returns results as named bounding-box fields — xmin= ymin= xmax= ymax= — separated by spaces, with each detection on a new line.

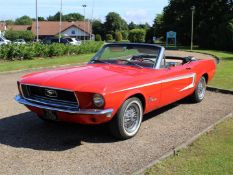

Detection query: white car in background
xmin=64 ymin=38 xmax=82 ymax=46
xmin=0 ymin=36 xmax=11 ymax=45
xmin=13 ymin=39 xmax=26 ymax=45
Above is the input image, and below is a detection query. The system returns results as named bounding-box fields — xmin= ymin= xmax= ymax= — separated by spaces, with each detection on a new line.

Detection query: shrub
xmin=20 ymin=31 xmax=35 ymax=42
xmin=5 ymin=30 xmax=35 ymax=42
xmin=95 ymin=34 xmax=102 ymax=41
xmin=106 ymin=34 xmax=113 ymax=41
xmin=121 ymin=30 xmax=128 ymax=40
xmin=115 ymin=32 xmax=122 ymax=42
xmin=0 ymin=41 xmax=104 ymax=60
xmin=128 ymin=29 xmax=146 ymax=43
xmin=4 ymin=30 xmax=20 ymax=41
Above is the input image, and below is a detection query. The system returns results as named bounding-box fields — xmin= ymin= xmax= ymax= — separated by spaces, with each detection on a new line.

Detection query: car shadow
xmin=0 ymin=99 xmax=190 ymax=151
xmin=0 ymin=112 xmax=116 ymax=151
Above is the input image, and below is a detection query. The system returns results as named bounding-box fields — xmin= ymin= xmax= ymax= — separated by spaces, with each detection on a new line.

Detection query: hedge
xmin=4 ymin=30 xmax=35 ymax=42
xmin=115 ymin=32 xmax=123 ymax=42
xmin=128 ymin=29 xmax=146 ymax=43
xmin=95 ymin=34 xmax=102 ymax=41
xmin=106 ymin=34 xmax=113 ymax=41
xmin=0 ymin=41 xmax=104 ymax=61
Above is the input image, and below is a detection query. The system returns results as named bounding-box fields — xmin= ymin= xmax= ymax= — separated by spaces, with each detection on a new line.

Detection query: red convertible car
xmin=15 ymin=43 xmax=216 ymax=139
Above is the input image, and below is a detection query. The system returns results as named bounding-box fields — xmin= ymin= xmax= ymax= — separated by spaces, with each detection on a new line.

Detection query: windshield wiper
xmin=118 ymin=59 xmax=143 ymax=69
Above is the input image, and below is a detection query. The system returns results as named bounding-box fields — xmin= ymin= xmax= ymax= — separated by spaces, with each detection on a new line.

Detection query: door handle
xmin=186 ymin=67 xmax=192 ymax=70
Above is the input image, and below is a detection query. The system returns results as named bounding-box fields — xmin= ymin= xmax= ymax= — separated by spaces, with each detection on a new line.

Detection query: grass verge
xmin=145 ymin=116 xmax=233 ymax=175
xmin=0 ymin=54 xmax=94 ymax=72
xmin=185 ymin=50 xmax=233 ymax=90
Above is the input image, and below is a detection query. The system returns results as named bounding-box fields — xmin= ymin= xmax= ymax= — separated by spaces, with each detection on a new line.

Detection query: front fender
xmin=104 ymin=89 xmax=146 ymax=117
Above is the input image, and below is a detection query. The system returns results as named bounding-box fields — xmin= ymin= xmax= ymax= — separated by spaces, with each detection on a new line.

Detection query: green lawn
xmin=186 ymin=50 xmax=233 ymax=90
xmin=100 ymin=48 xmax=139 ymax=59
xmin=145 ymin=116 xmax=233 ymax=175
xmin=0 ymin=54 xmax=94 ymax=72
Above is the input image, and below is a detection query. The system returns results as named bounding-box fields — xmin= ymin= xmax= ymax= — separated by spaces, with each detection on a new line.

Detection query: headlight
xmin=93 ymin=94 xmax=105 ymax=107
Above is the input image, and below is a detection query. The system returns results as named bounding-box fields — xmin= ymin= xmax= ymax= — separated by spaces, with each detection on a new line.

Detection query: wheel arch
xmin=202 ymin=73 xmax=209 ymax=83
xmin=125 ymin=93 xmax=146 ymax=112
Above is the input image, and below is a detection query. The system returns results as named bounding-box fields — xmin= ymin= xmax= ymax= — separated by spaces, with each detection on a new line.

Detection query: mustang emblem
xmin=44 ymin=89 xmax=58 ymax=98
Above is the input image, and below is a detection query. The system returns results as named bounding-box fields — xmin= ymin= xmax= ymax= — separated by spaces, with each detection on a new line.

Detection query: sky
xmin=0 ymin=0 xmax=168 ymax=25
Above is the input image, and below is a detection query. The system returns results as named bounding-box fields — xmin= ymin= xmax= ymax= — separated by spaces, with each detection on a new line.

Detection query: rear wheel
xmin=190 ymin=76 xmax=206 ymax=103
xmin=109 ymin=97 xmax=143 ymax=139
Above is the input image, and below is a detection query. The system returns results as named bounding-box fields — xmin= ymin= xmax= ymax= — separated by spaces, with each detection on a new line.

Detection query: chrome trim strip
xmin=23 ymin=97 xmax=78 ymax=109
xmin=113 ymin=73 xmax=196 ymax=93
xmin=15 ymin=95 xmax=113 ymax=115
xmin=21 ymin=83 xmax=73 ymax=92
xmin=180 ymin=73 xmax=196 ymax=91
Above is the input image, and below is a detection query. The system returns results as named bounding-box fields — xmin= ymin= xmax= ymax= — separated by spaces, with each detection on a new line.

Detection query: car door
xmin=159 ymin=60 xmax=196 ymax=106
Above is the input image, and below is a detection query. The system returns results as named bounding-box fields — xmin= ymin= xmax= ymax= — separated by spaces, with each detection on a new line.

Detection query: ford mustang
xmin=15 ymin=43 xmax=216 ymax=139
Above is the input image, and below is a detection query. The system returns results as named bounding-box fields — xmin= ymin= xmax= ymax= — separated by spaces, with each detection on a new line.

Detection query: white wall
xmin=61 ymin=26 xmax=89 ymax=37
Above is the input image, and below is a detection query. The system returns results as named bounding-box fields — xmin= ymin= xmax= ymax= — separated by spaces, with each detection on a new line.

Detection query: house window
xmin=71 ymin=30 xmax=76 ymax=35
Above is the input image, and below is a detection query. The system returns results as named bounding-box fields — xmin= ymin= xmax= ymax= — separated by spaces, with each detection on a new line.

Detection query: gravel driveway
xmin=0 ymin=52 xmax=232 ymax=175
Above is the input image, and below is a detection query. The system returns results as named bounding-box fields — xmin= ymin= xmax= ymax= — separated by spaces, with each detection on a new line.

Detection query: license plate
xmin=44 ymin=110 xmax=57 ymax=121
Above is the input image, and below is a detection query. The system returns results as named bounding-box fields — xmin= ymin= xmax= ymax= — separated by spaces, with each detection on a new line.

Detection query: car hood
xmin=20 ymin=64 xmax=155 ymax=93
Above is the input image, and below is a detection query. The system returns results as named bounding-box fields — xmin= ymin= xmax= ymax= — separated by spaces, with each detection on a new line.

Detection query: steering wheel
xmin=130 ymin=55 xmax=156 ymax=64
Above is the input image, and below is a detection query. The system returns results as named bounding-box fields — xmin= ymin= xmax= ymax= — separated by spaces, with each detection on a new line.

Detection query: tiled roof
xmin=31 ymin=21 xmax=92 ymax=36
xmin=7 ymin=25 xmax=31 ymax=31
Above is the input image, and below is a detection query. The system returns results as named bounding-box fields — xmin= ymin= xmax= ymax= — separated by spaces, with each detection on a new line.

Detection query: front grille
xmin=21 ymin=84 xmax=79 ymax=108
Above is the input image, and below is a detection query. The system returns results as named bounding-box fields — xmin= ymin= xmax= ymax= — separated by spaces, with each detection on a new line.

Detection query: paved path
xmin=0 ymin=51 xmax=231 ymax=175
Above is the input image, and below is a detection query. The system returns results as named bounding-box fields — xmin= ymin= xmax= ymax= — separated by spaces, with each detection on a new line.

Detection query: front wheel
xmin=190 ymin=76 xmax=207 ymax=103
xmin=109 ymin=97 xmax=143 ymax=139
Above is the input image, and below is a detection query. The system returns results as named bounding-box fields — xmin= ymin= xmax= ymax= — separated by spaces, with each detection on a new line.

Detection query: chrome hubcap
xmin=123 ymin=103 xmax=140 ymax=134
xmin=197 ymin=77 xmax=206 ymax=99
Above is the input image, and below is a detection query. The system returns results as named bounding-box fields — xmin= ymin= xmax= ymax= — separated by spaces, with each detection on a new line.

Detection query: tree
xmin=63 ymin=13 xmax=84 ymax=21
xmin=47 ymin=12 xmax=84 ymax=21
xmin=145 ymin=28 xmax=155 ymax=43
xmin=95 ymin=34 xmax=102 ymax=41
xmin=5 ymin=20 xmax=15 ymax=25
xmin=138 ymin=23 xmax=151 ymax=30
xmin=154 ymin=0 xmax=233 ymax=50
xmin=121 ymin=30 xmax=129 ymax=40
xmin=195 ymin=0 xmax=233 ymax=50
xmin=47 ymin=12 xmax=61 ymax=21
xmin=92 ymin=20 xmax=104 ymax=34
xmin=115 ymin=31 xmax=123 ymax=42
xmin=106 ymin=34 xmax=113 ymax=41
xmin=128 ymin=29 xmax=146 ymax=43
xmin=15 ymin=16 xmax=32 ymax=25
xmin=104 ymin=12 xmax=128 ymax=36
xmin=38 ymin=17 xmax=45 ymax=21
xmin=153 ymin=14 xmax=164 ymax=39
xmin=128 ymin=22 xmax=137 ymax=30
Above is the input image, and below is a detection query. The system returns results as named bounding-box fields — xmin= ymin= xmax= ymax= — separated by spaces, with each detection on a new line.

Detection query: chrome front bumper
xmin=15 ymin=95 xmax=113 ymax=116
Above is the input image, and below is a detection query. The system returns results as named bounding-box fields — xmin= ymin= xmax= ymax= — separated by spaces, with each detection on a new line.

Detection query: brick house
xmin=2 ymin=21 xmax=92 ymax=40
xmin=31 ymin=21 xmax=92 ymax=40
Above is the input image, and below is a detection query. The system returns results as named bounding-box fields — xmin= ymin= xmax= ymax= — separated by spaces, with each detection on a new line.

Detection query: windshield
xmin=65 ymin=38 xmax=72 ymax=42
xmin=92 ymin=44 xmax=160 ymax=68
